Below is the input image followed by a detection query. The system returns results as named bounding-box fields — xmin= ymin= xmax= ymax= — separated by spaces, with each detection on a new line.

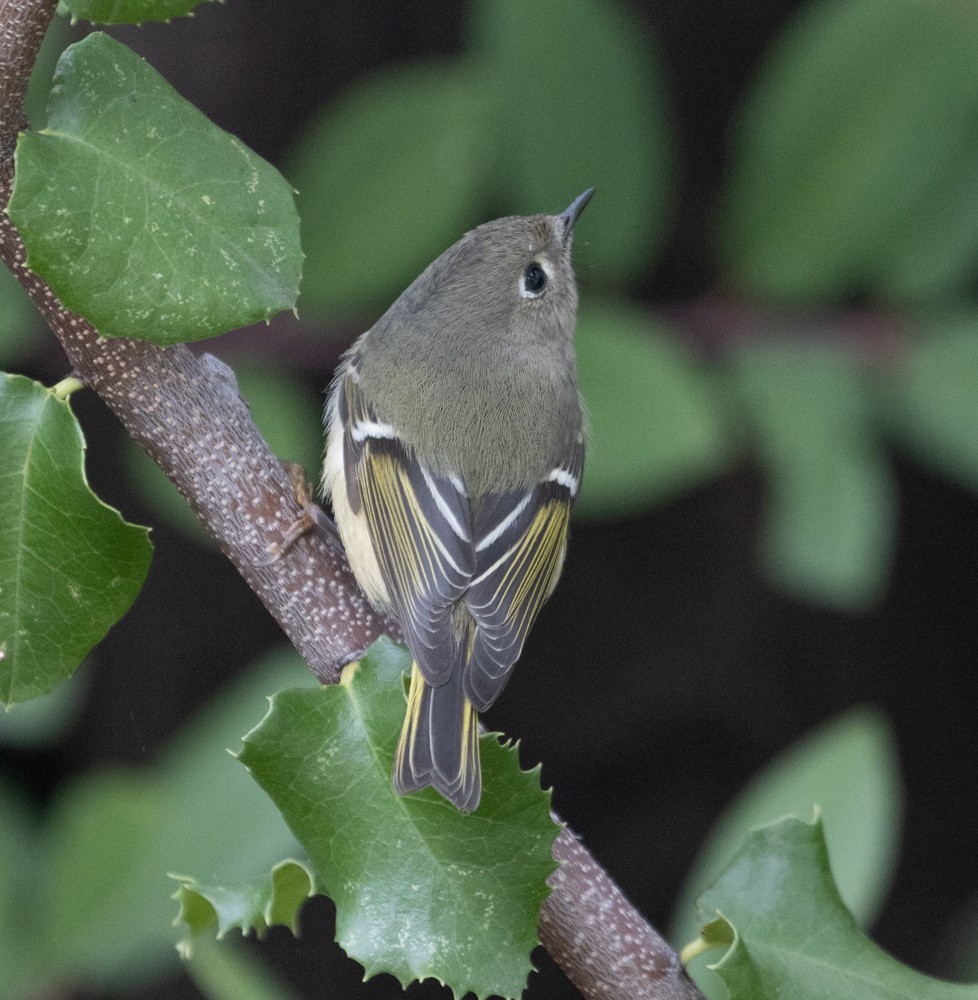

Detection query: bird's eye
xmin=520 ymin=262 xmax=548 ymax=298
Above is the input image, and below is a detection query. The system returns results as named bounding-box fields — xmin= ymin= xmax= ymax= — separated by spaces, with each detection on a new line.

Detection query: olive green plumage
xmin=324 ymin=190 xmax=591 ymax=812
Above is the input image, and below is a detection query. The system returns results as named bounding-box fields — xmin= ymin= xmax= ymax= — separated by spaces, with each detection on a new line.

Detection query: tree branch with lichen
xmin=0 ymin=3 xmax=704 ymax=997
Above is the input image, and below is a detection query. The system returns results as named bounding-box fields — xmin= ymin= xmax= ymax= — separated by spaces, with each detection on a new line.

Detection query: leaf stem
xmin=679 ymin=935 xmax=715 ymax=966
xmin=51 ymin=375 xmax=83 ymax=398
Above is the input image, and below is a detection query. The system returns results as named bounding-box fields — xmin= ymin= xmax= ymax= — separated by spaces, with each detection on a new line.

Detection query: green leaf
xmin=729 ymin=343 xmax=895 ymax=609
xmin=9 ymin=33 xmax=302 ymax=343
xmin=172 ymin=859 xmax=315 ymax=949
xmin=238 ymin=637 xmax=560 ymax=1000
xmin=470 ymin=0 xmax=673 ymax=284
xmin=941 ymin=896 xmax=978 ymax=984
xmin=61 ymin=0 xmax=215 ymax=24
xmin=880 ymin=318 xmax=978 ymax=494
xmin=38 ymin=647 xmax=314 ymax=990
xmin=0 ymin=778 xmax=41 ymax=996
xmin=671 ymin=709 xmax=901 ymax=960
xmin=185 ymin=937 xmax=304 ymax=1000
xmin=0 ymin=659 xmax=84 ymax=747
xmin=0 ymin=374 xmax=152 ymax=706
xmin=0 ymin=255 xmax=38 ymax=367
xmin=287 ymin=61 xmax=487 ymax=319
xmin=695 ymin=816 xmax=978 ymax=1000
xmin=125 ymin=360 xmax=323 ymax=544
xmin=722 ymin=0 xmax=978 ymax=305
xmin=575 ymin=303 xmax=729 ymax=518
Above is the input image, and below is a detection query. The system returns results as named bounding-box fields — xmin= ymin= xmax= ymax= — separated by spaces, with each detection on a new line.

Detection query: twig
xmin=0 ymin=4 xmax=705 ymax=997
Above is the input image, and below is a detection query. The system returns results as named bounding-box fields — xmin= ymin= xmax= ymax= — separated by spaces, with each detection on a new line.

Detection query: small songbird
xmin=323 ymin=190 xmax=592 ymax=812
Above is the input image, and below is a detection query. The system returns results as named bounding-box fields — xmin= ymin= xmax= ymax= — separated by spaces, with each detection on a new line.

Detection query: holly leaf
xmin=237 ymin=637 xmax=560 ymax=1000
xmin=59 ymin=0 xmax=214 ymax=23
xmin=9 ymin=33 xmax=302 ymax=343
xmin=671 ymin=709 xmax=901 ymax=957
xmin=694 ymin=816 xmax=978 ymax=1000
xmin=0 ymin=374 xmax=152 ymax=706
xmin=172 ymin=859 xmax=316 ymax=952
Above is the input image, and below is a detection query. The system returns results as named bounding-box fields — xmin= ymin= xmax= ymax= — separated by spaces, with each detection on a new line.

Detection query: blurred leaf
xmin=233 ymin=364 xmax=323 ymax=479
xmin=693 ymin=817 xmax=978 ymax=1000
xmin=287 ymin=61 xmax=487 ymax=319
xmin=125 ymin=360 xmax=323 ymax=544
xmin=0 ymin=374 xmax=153 ymax=706
xmin=881 ymin=318 xmax=978 ymax=493
xmin=574 ymin=303 xmax=729 ymax=518
xmin=61 ymin=0 xmax=216 ymax=23
xmin=729 ymin=343 xmax=895 ymax=609
xmin=940 ymin=895 xmax=978 ymax=984
xmin=0 ymin=659 xmax=84 ymax=748
xmin=238 ymin=638 xmax=559 ymax=1000
xmin=671 ymin=708 xmax=901 ymax=969
xmin=24 ymin=10 xmax=69 ymax=127
xmin=470 ymin=0 xmax=672 ymax=284
xmin=125 ymin=434 xmax=211 ymax=543
xmin=173 ymin=859 xmax=315 ymax=951
xmin=184 ymin=936 xmax=304 ymax=1000
xmin=9 ymin=33 xmax=302 ymax=343
xmin=38 ymin=647 xmax=314 ymax=990
xmin=0 ymin=778 xmax=41 ymax=996
xmin=0 ymin=258 xmax=38 ymax=368
xmin=722 ymin=0 xmax=978 ymax=305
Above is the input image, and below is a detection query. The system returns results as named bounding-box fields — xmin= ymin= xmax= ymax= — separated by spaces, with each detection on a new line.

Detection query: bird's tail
xmin=393 ymin=660 xmax=481 ymax=813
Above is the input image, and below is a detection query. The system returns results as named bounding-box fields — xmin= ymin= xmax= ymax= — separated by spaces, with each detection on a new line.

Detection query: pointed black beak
xmin=559 ymin=188 xmax=594 ymax=238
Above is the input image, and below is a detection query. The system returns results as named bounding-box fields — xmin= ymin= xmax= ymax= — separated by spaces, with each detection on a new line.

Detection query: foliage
xmin=0 ymin=649 xmax=313 ymax=995
xmin=1 ymin=0 xmax=977 ymax=998
xmin=690 ymin=817 xmax=978 ymax=1000
xmin=235 ymin=639 xmax=559 ymax=1000
xmin=9 ymin=32 xmax=301 ymax=343
xmin=0 ymin=374 xmax=152 ymax=705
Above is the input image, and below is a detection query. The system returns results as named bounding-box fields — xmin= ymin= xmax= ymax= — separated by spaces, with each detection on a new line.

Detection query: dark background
xmin=5 ymin=2 xmax=976 ymax=998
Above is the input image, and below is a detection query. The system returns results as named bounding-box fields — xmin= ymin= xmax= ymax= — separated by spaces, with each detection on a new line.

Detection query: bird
xmin=323 ymin=190 xmax=591 ymax=812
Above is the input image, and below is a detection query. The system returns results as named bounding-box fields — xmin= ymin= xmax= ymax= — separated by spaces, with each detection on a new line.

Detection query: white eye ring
xmin=520 ymin=260 xmax=551 ymax=299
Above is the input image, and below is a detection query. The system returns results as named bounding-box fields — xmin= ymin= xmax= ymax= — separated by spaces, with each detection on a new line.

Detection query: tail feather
xmin=393 ymin=662 xmax=481 ymax=813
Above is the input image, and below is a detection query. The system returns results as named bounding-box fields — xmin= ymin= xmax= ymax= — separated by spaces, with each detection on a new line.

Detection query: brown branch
xmin=0 ymin=5 xmax=705 ymax=998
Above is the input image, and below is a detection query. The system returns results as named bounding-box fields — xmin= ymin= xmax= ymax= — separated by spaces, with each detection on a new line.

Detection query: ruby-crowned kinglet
xmin=323 ymin=190 xmax=592 ymax=812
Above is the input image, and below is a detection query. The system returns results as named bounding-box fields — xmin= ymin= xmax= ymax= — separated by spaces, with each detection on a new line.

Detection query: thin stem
xmin=51 ymin=374 xmax=83 ymax=398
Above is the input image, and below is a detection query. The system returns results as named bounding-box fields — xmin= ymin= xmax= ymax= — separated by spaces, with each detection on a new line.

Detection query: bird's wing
xmin=339 ymin=368 xmax=475 ymax=685
xmin=463 ymin=436 xmax=584 ymax=711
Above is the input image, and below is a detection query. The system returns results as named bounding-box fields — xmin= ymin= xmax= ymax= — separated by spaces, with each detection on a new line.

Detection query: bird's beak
xmin=559 ymin=188 xmax=595 ymax=241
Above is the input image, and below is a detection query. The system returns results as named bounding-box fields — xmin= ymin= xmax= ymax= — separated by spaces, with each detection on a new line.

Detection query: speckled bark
xmin=0 ymin=4 xmax=705 ymax=997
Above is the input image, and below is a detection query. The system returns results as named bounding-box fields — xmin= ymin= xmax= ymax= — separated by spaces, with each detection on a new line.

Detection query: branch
xmin=0 ymin=5 xmax=704 ymax=998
